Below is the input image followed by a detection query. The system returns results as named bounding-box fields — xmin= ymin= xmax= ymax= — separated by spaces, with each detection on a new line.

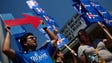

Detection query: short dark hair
xmin=78 ymin=29 xmax=87 ymax=40
xmin=20 ymin=33 xmax=33 ymax=49
xmin=78 ymin=29 xmax=93 ymax=44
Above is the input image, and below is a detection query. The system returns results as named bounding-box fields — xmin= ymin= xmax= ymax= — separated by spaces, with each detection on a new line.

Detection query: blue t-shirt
xmin=13 ymin=42 xmax=56 ymax=63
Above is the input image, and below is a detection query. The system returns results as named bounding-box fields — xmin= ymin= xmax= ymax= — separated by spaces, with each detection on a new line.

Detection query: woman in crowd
xmin=77 ymin=25 xmax=112 ymax=63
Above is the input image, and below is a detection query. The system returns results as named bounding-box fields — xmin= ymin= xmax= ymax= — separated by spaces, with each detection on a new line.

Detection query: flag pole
xmin=98 ymin=22 xmax=112 ymax=39
xmin=64 ymin=44 xmax=77 ymax=56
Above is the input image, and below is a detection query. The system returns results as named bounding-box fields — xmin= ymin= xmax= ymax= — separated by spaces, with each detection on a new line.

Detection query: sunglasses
xmin=27 ymin=36 xmax=37 ymax=40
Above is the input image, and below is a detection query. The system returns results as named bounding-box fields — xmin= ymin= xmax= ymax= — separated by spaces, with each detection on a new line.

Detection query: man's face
xmin=26 ymin=35 xmax=37 ymax=49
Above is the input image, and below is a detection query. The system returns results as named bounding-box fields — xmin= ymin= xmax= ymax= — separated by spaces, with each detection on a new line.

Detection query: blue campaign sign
xmin=85 ymin=11 xmax=104 ymax=22
xmin=9 ymin=26 xmax=26 ymax=51
xmin=10 ymin=26 xmax=26 ymax=38
xmin=72 ymin=0 xmax=112 ymax=27
xmin=80 ymin=1 xmax=104 ymax=21
xmin=81 ymin=1 xmax=93 ymax=11
xmin=38 ymin=24 xmax=69 ymax=48
xmin=26 ymin=0 xmax=69 ymax=49
xmin=26 ymin=0 xmax=59 ymax=27
xmin=84 ymin=13 xmax=103 ymax=25
xmin=91 ymin=2 xmax=112 ymax=27
xmin=57 ymin=33 xmax=69 ymax=48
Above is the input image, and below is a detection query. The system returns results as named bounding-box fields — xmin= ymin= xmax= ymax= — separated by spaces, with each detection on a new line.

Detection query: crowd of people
xmin=2 ymin=21 xmax=112 ymax=63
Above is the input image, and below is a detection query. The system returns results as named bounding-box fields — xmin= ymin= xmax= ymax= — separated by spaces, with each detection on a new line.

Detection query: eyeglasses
xmin=27 ymin=36 xmax=37 ymax=40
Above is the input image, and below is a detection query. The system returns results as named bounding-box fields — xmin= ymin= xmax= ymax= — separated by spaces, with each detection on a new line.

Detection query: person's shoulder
xmin=78 ymin=45 xmax=93 ymax=51
xmin=79 ymin=45 xmax=89 ymax=48
xmin=78 ymin=45 xmax=88 ymax=52
xmin=97 ymin=41 xmax=106 ymax=50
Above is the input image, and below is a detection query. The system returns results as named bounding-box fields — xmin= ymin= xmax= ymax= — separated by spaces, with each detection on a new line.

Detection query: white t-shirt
xmin=97 ymin=42 xmax=112 ymax=63
xmin=78 ymin=42 xmax=112 ymax=63
xmin=78 ymin=44 xmax=97 ymax=62
xmin=78 ymin=45 xmax=96 ymax=57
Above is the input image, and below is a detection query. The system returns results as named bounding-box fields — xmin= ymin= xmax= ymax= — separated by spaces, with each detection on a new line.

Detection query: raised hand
xmin=5 ymin=25 xmax=10 ymax=33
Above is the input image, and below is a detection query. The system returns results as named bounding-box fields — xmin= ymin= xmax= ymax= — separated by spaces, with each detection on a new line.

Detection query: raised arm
xmin=2 ymin=25 xmax=15 ymax=59
xmin=43 ymin=27 xmax=57 ymax=46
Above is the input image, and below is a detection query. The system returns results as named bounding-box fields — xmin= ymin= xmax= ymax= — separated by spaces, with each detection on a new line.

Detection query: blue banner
xmin=72 ymin=0 xmax=112 ymax=27
xmin=26 ymin=0 xmax=69 ymax=48
xmin=38 ymin=24 xmax=69 ymax=48
xmin=26 ymin=0 xmax=59 ymax=27
xmin=91 ymin=2 xmax=112 ymax=27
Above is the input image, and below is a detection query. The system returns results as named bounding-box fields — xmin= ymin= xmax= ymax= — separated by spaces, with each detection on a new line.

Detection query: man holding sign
xmin=2 ymin=22 xmax=58 ymax=63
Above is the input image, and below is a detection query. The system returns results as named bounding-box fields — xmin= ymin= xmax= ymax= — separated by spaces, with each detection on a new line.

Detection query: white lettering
xmin=30 ymin=53 xmax=48 ymax=62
